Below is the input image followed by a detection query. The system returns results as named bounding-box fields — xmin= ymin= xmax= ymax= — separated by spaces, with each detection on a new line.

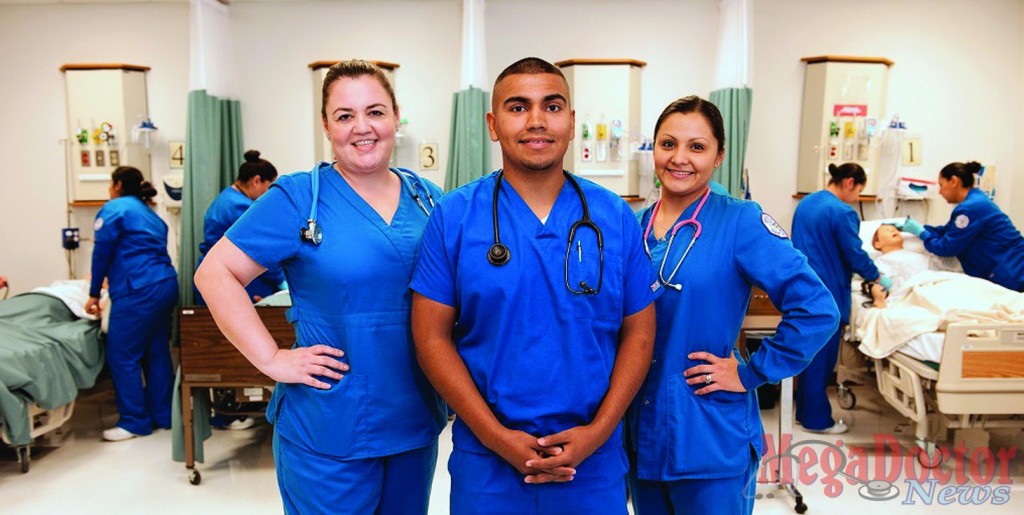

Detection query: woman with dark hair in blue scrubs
xmin=85 ymin=166 xmax=178 ymax=442
xmin=195 ymin=60 xmax=445 ymax=514
xmin=899 ymin=161 xmax=1024 ymax=291
xmin=792 ymin=162 xmax=888 ymax=435
xmin=628 ymin=96 xmax=839 ymax=515
xmin=194 ymin=149 xmax=282 ymax=306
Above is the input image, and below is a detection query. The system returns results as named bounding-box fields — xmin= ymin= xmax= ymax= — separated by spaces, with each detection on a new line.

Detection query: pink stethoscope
xmin=643 ymin=187 xmax=711 ymax=291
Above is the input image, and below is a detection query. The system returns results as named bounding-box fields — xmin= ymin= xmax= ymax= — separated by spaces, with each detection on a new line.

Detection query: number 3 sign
xmin=419 ymin=143 xmax=439 ymax=171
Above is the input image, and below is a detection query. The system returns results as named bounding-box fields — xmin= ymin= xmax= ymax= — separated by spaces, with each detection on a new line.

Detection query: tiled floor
xmin=2 ymin=380 xmax=1023 ymax=514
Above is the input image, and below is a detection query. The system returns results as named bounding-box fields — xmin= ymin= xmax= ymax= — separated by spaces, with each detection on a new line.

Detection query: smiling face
xmin=654 ymin=112 xmax=724 ymax=205
xmin=486 ymin=73 xmax=574 ymax=175
xmin=321 ymin=75 xmax=400 ymax=176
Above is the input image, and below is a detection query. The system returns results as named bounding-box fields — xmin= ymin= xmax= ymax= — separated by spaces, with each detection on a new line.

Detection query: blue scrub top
xmin=411 ymin=171 xmax=659 ymax=455
xmin=922 ymin=188 xmax=1024 ymax=291
xmin=90 ymin=196 xmax=177 ymax=299
xmin=226 ymin=162 xmax=447 ymax=459
xmin=197 ymin=186 xmax=284 ymax=301
xmin=791 ymin=190 xmax=879 ymax=323
xmin=630 ymin=192 xmax=838 ymax=481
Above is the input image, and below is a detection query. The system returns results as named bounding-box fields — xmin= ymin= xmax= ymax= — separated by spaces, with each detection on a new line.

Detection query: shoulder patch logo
xmin=650 ymin=280 xmax=662 ymax=293
xmin=94 ymin=217 xmax=104 ymax=232
xmin=762 ymin=212 xmax=789 ymax=239
xmin=955 ymin=214 xmax=970 ymax=229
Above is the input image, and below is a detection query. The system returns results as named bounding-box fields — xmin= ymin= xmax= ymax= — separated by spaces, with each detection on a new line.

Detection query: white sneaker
xmin=226 ymin=417 xmax=255 ymax=431
xmin=102 ymin=427 xmax=140 ymax=442
xmin=804 ymin=420 xmax=849 ymax=435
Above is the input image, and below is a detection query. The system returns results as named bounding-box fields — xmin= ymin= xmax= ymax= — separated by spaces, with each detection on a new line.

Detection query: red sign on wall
xmin=833 ymin=104 xmax=868 ymax=117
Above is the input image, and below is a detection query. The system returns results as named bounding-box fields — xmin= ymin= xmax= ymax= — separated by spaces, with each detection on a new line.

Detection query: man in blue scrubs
xmin=411 ymin=57 xmax=659 ymax=514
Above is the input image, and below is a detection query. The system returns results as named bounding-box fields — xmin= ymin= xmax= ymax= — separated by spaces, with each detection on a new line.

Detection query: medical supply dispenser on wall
xmin=62 ymin=64 xmax=152 ymax=202
xmin=557 ymin=59 xmax=645 ymax=198
xmin=796 ymin=56 xmax=892 ymax=196
xmin=309 ymin=60 xmax=399 ymax=165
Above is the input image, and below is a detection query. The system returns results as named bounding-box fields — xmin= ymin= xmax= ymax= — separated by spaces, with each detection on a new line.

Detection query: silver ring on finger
xmin=705 ymin=373 xmax=713 ymax=384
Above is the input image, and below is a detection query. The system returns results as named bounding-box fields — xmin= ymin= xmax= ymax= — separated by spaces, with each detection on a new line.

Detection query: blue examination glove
xmin=901 ymin=217 xmax=925 ymax=236
xmin=879 ymin=275 xmax=893 ymax=290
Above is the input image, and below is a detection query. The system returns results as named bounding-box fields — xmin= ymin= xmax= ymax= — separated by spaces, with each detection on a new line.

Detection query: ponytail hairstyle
xmin=111 ymin=166 xmax=157 ymax=201
xmin=827 ymin=162 xmax=867 ymax=187
xmin=237 ymin=149 xmax=278 ymax=183
xmin=939 ymin=161 xmax=980 ymax=189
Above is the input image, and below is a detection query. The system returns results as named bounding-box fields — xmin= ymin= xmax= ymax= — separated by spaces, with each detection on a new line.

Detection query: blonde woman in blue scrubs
xmin=196 ymin=60 xmax=445 ymax=514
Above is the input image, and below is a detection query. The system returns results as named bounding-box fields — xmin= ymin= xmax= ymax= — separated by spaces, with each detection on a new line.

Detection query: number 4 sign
xmin=169 ymin=141 xmax=185 ymax=169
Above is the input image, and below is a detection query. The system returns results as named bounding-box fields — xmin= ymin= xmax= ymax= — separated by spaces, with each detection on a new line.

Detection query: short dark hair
xmin=653 ymin=96 xmax=725 ymax=152
xmin=939 ymin=161 xmax=981 ymax=189
xmin=828 ymin=162 xmax=867 ymax=187
xmin=492 ymin=57 xmax=569 ymax=107
xmin=111 ymin=166 xmax=157 ymax=201
xmin=321 ymin=60 xmax=398 ymax=121
xmin=237 ymin=150 xmax=278 ymax=183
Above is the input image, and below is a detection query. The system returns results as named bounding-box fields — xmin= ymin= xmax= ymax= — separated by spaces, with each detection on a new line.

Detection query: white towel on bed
xmin=31 ymin=280 xmax=101 ymax=320
xmin=857 ymin=271 xmax=1024 ymax=358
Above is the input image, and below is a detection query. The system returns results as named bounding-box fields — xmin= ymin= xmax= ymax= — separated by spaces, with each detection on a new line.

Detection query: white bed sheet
xmin=896 ymin=331 xmax=944 ymax=363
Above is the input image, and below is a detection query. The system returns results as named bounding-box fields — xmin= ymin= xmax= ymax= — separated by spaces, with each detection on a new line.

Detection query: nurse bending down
xmin=194 ymin=149 xmax=283 ymax=306
xmin=85 ymin=167 xmax=178 ymax=442
xmin=898 ymin=161 xmax=1024 ymax=292
xmin=791 ymin=162 xmax=886 ymax=434
xmin=628 ymin=97 xmax=839 ymax=515
xmin=195 ymin=60 xmax=446 ymax=515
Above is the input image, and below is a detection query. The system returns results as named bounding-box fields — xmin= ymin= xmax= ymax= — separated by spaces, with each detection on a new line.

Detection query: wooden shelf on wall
xmin=60 ymin=63 xmax=151 ymax=72
xmin=70 ymin=200 xmax=107 ymax=208
xmin=554 ymin=58 xmax=647 ymax=68
xmin=800 ymin=55 xmax=893 ymax=67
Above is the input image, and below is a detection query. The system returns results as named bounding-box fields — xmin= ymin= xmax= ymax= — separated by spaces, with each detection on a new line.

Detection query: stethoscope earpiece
xmin=487 ymin=243 xmax=511 ymax=266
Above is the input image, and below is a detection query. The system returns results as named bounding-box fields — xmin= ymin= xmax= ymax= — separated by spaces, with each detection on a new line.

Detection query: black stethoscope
xmin=487 ymin=170 xmax=604 ymax=295
xmin=300 ymin=162 xmax=435 ymax=245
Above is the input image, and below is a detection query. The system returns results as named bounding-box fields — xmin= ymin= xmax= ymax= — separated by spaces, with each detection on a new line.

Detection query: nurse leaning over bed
xmin=84 ymin=166 xmax=178 ymax=442
xmin=791 ymin=162 xmax=891 ymax=435
xmin=195 ymin=60 xmax=446 ymax=514
xmin=898 ymin=160 xmax=1024 ymax=292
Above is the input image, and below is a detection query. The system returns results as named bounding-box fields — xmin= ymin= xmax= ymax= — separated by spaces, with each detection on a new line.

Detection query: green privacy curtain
xmin=710 ymin=87 xmax=752 ymax=198
xmin=710 ymin=0 xmax=753 ymax=198
xmin=445 ymin=86 xmax=492 ymax=190
xmin=176 ymin=89 xmax=243 ymax=307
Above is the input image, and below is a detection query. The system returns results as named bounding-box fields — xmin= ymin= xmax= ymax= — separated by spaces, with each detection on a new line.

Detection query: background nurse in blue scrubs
xmin=629 ymin=96 xmax=839 ymax=515
xmin=85 ymin=166 xmax=178 ymax=442
xmin=791 ymin=162 xmax=887 ymax=434
xmin=194 ymin=149 xmax=282 ymax=306
xmin=412 ymin=57 xmax=658 ymax=514
xmin=899 ymin=161 xmax=1024 ymax=291
xmin=196 ymin=60 xmax=446 ymax=514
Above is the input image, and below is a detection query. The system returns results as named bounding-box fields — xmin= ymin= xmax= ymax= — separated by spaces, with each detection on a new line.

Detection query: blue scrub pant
xmin=107 ymin=277 xmax=177 ymax=435
xmin=274 ymin=431 xmax=438 ymax=515
xmin=627 ymin=448 xmax=758 ymax=515
xmin=449 ymin=447 xmax=628 ymax=515
xmin=796 ymin=325 xmax=842 ymax=431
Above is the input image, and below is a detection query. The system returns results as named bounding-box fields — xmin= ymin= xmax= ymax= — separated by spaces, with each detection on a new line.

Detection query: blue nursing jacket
xmin=226 ymin=164 xmax=447 ymax=459
xmin=90 ymin=196 xmax=176 ymax=299
xmin=198 ymin=187 xmax=284 ymax=300
xmin=791 ymin=190 xmax=879 ymax=323
xmin=630 ymin=192 xmax=838 ymax=480
xmin=922 ymin=188 xmax=1024 ymax=291
xmin=411 ymin=172 xmax=659 ymax=456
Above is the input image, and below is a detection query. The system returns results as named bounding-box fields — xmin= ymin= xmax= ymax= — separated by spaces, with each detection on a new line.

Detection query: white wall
xmin=2 ymin=0 xmax=1023 ymax=295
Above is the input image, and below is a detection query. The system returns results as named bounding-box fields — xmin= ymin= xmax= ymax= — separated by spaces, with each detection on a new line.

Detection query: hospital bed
xmin=0 ymin=288 xmax=105 ymax=473
xmin=178 ymin=305 xmax=293 ymax=485
xmin=846 ymin=219 xmax=1024 ymax=465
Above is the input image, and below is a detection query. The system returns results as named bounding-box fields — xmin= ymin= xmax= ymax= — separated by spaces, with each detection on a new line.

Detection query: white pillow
xmin=859 ymin=217 xmax=925 ymax=259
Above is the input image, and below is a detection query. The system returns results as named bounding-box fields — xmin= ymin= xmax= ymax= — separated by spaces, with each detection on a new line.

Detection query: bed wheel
xmin=17 ymin=446 xmax=30 ymax=473
xmin=795 ymin=502 xmax=808 ymax=514
xmin=836 ymin=384 xmax=857 ymax=410
xmin=917 ymin=440 xmax=941 ymax=468
xmin=188 ymin=469 xmax=202 ymax=485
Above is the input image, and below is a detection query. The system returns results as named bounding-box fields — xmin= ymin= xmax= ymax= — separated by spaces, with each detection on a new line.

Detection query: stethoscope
xmin=642 ymin=186 xmax=711 ymax=291
xmin=487 ymin=170 xmax=604 ymax=295
xmin=300 ymin=162 xmax=435 ymax=245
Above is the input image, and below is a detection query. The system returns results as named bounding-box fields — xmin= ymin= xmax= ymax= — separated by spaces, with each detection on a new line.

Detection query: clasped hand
xmin=493 ymin=424 xmax=606 ymax=484
xmin=683 ymin=351 xmax=747 ymax=395
xmin=261 ymin=345 xmax=349 ymax=389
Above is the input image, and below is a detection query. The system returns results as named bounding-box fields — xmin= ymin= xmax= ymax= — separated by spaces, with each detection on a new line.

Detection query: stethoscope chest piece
xmin=488 ymin=243 xmax=510 ymax=266
xmin=300 ymin=219 xmax=322 ymax=246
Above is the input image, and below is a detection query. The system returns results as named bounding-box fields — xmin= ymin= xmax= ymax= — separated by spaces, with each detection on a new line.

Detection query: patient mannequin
xmin=864 ymin=224 xmax=933 ymax=307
